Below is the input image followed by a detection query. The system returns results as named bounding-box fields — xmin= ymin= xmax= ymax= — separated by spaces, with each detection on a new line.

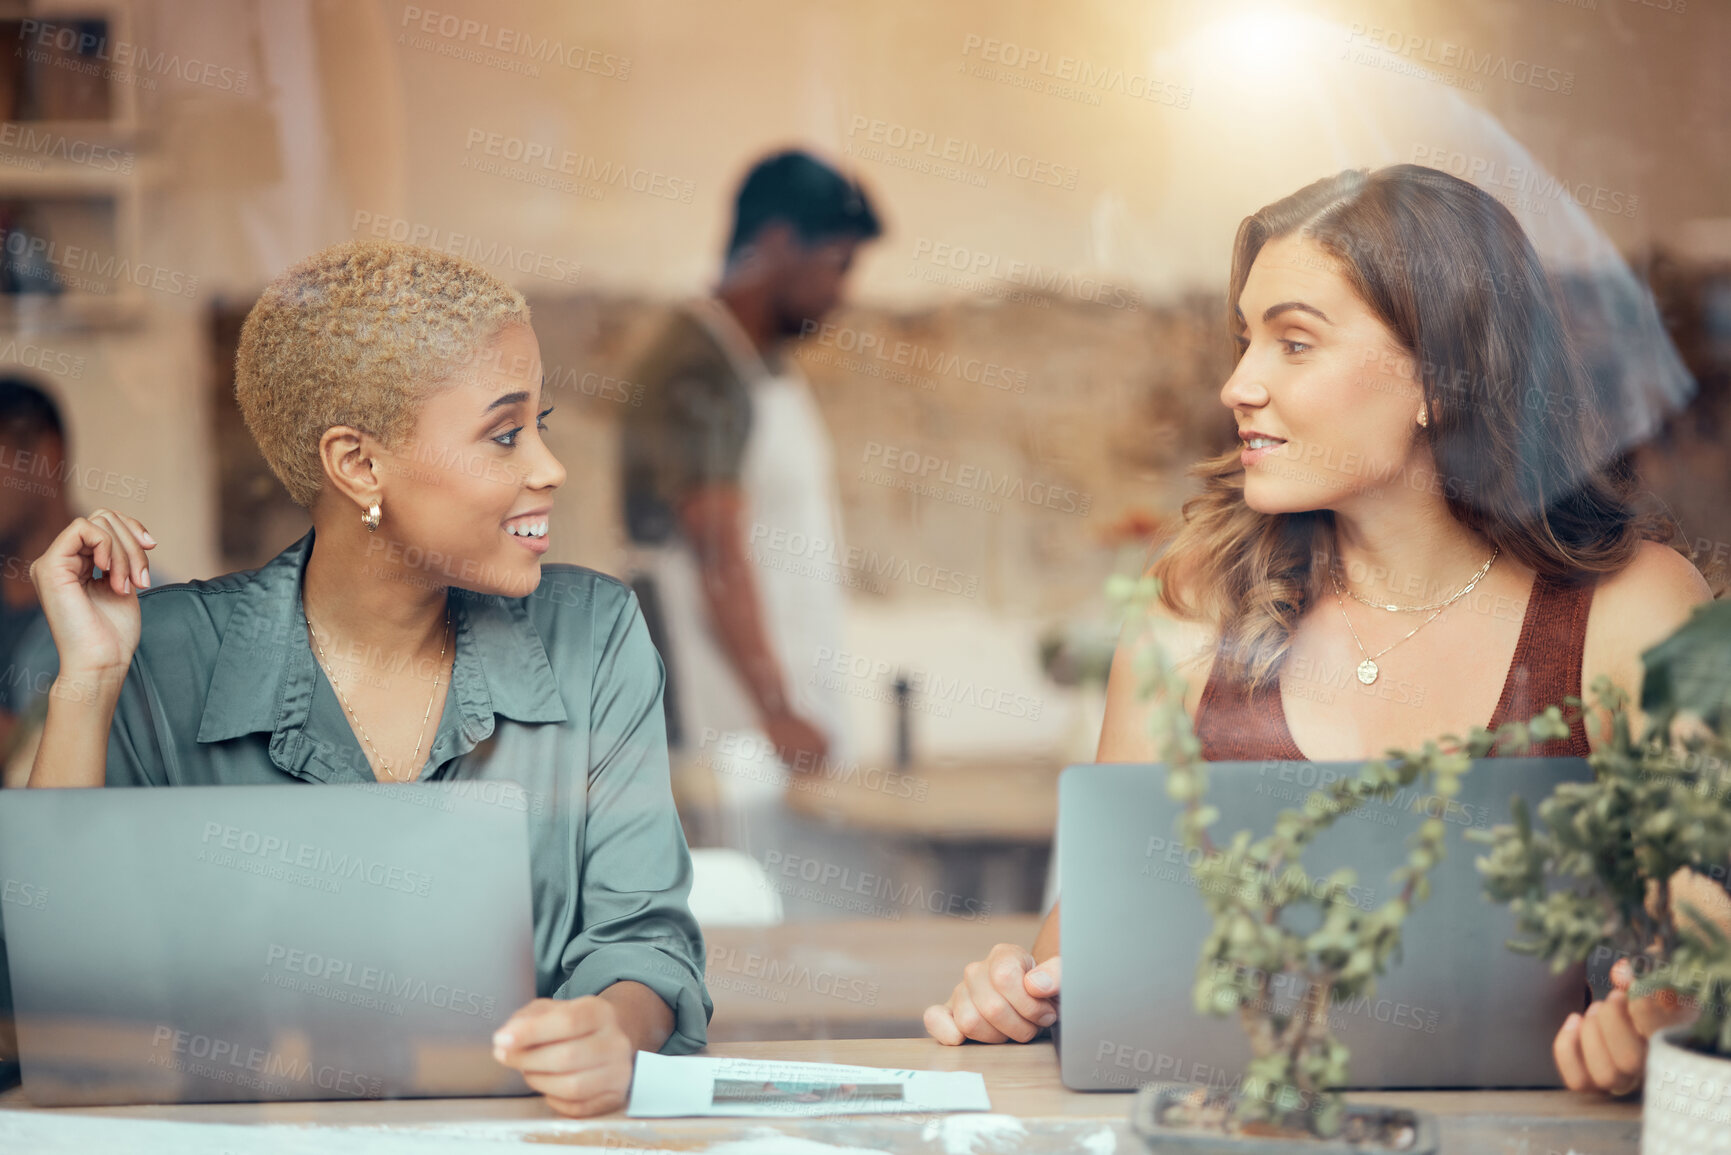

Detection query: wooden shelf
xmin=0 ymin=2 xmax=145 ymax=330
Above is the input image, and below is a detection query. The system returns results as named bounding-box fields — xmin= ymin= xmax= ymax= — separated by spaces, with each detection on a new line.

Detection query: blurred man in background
xmin=0 ymin=377 xmax=67 ymax=785
xmin=622 ymin=149 xmax=881 ymax=860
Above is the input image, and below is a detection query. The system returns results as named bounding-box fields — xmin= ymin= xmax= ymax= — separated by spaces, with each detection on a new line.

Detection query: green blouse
xmin=98 ymin=530 xmax=710 ymax=1052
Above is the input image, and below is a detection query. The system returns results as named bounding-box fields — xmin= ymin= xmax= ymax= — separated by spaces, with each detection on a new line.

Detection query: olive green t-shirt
xmin=0 ymin=531 xmax=711 ymax=1071
xmin=619 ymin=304 xmax=755 ymax=545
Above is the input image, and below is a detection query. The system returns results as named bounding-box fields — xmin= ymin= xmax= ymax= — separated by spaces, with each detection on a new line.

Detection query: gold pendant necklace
xmin=1332 ymin=548 xmax=1499 ymax=685
xmin=306 ymin=607 xmax=451 ymax=782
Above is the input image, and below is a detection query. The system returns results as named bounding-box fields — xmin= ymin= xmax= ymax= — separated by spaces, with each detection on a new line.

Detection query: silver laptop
xmin=0 ymin=784 xmax=537 ymax=1106
xmin=1057 ymin=758 xmax=1590 ymax=1092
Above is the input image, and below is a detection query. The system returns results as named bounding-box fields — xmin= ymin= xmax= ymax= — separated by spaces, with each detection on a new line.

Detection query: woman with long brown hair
xmin=925 ymin=165 xmax=1710 ymax=1096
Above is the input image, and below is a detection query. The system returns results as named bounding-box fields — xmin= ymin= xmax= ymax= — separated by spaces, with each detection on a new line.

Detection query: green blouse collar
xmin=195 ymin=532 xmax=569 ymax=762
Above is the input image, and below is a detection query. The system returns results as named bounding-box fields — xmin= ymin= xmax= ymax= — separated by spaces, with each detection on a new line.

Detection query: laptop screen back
xmin=1058 ymin=758 xmax=1589 ymax=1092
xmin=0 ymin=783 xmax=536 ymax=1106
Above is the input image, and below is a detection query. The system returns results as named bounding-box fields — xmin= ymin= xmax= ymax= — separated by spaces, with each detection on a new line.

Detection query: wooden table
xmin=0 ymin=1038 xmax=1643 ymax=1153
xmin=705 ymin=914 xmax=1044 ymax=1041
xmin=785 ymin=755 xmax=1067 ymax=912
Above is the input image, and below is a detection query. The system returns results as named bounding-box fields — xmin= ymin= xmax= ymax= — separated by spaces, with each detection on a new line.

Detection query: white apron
xmin=637 ymin=300 xmax=852 ymax=812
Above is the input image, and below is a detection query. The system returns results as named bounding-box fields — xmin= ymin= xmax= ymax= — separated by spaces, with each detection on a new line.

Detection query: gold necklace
xmin=1331 ymin=548 xmax=1499 ymax=686
xmin=306 ymin=607 xmax=451 ymax=782
xmin=1337 ymin=547 xmax=1500 ymax=613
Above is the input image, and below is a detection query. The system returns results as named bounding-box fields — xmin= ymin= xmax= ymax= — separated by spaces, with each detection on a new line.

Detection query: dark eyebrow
xmin=1262 ymin=301 xmax=1332 ymax=325
xmin=485 ymin=390 xmax=531 ymax=413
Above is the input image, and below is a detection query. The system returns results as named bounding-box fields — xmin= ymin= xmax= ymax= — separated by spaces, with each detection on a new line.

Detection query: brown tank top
xmin=1195 ymin=573 xmax=1595 ymax=760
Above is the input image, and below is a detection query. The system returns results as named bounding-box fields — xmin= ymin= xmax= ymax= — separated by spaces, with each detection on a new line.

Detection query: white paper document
xmin=627 ymin=1052 xmax=992 ymax=1118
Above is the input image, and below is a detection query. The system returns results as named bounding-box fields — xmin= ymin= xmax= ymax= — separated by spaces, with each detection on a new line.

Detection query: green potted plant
xmin=1474 ymin=599 xmax=1731 ymax=1155
xmin=1110 ymin=574 xmax=1571 ymax=1151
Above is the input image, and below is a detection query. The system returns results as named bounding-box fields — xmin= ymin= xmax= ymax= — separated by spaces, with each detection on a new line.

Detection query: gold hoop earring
xmin=361 ymin=501 xmax=382 ymax=532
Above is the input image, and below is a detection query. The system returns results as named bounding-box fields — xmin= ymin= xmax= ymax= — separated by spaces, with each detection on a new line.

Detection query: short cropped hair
xmin=0 ymin=376 xmax=64 ymax=448
xmin=235 ymin=240 xmax=530 ymax=507
xmin=724 ymin=149 xmax=882 ymax=262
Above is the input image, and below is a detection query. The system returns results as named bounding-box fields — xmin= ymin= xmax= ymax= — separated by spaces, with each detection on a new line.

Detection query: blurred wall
xmin=9 ymin=0 xmax=1726 ymax=760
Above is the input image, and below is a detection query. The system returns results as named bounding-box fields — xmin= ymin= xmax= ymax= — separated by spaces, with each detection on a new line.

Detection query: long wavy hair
xmin=1154 ymin=165 xmax=1658 ymax=691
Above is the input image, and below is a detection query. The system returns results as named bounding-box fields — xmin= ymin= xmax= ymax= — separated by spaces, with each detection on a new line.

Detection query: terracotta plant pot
xmin=1642 ymin=1027 xmax=1731 ymax=1154
xmin=1130 ymin=1083 xmax=1439 ymax=1153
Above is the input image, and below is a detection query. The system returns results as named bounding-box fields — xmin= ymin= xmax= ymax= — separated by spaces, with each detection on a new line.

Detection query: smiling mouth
xmin=1242 ymin=437 xmax=1286 ymax=450
xmin=505 ymin=520 xmax=548 ymax=539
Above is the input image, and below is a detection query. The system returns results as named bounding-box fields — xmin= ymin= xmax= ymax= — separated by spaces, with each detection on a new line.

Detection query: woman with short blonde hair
xmin=21 ymin=240 xmax=710 ymax=1117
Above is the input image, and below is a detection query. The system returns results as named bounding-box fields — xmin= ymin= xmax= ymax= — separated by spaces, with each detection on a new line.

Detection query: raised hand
xmin=29 ymin=509 xmax=156 ymax=681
